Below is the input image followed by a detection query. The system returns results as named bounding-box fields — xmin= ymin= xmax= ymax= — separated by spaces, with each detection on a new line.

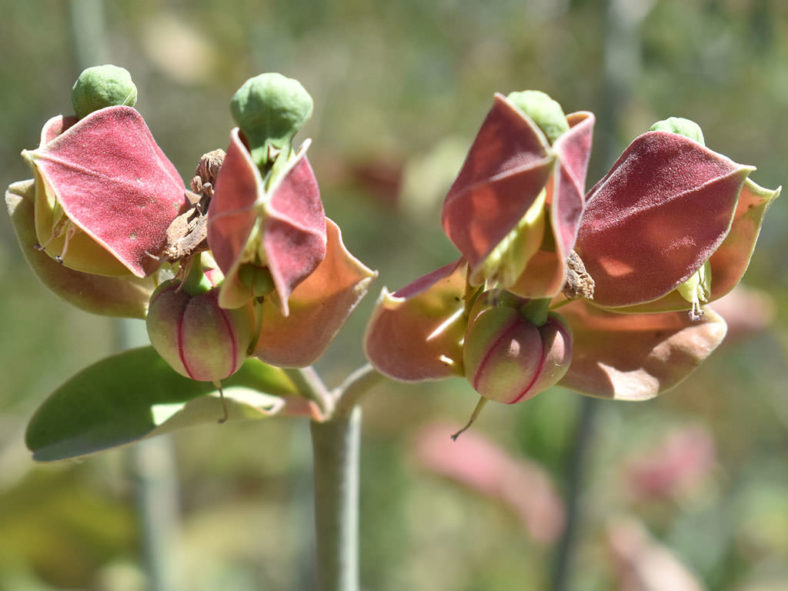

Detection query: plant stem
xmin=333 ymin=364 xmax=384 ymax=417
xmin=285 ymin=367 xmax=333 ymax=418
xmin=551 ymin=396 xmax=599 ymax=591
xmin=310 ymin=405 xmax=362 ymax=591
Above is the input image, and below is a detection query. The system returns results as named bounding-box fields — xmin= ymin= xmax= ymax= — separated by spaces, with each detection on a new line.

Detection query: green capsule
xmin=230 ymin=73 xmax=313 ymax=170
xmin=507 ymin=90 xmax=569 ymax=145
xmin=650 ymin=117 xmax=705 ymax=146
xmin=71 ymin=65 xmax=137 ymax=119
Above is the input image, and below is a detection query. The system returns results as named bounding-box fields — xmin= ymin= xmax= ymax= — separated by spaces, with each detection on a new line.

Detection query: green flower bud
xmin=463 ymin=293 xmax=572 ymax=404
xmin=146 ymin=268 xmax=255 ymax=382
xmin=649 ymin=117 xmax=705 ymax=146
xmin=507 ymin=90 xmax=569 ymax=144
xmin=230 ymin=73 xmax=313 ymax=170
xmin=71 ymin=65 xmax=138 ymax=119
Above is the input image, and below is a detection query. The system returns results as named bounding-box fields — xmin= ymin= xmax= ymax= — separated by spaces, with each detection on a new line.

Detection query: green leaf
xmin=25 ymin=346 xmax=298 ymax=461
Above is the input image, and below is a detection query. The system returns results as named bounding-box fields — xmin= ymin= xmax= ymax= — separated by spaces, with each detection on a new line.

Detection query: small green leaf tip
xmin=650 ymin=117 xmax=705 ymax=146
xmin=71 ymin=64 xmax=138 ymax=119
xmin=230 ymin=73 xmax=314 ymax=168
xmin=506 ymin=90 xmax=569 ymax=144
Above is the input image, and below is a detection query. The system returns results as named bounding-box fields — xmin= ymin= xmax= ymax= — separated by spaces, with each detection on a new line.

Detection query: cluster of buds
xmin=365 ymin=90 xmax=779 ymax=415
xmin=7 ymin=65 xmax=375 ymax=388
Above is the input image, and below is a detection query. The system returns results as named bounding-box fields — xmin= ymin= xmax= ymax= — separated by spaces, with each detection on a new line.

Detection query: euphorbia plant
xmin=5 ymin=65 xmax=779 ymax=590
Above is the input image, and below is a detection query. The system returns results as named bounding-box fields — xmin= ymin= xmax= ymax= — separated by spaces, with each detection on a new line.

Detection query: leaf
xmin=25 ymin=347 xmax=299 ymax=461
xmin=5 ymin=179 xmax=153 ymax=318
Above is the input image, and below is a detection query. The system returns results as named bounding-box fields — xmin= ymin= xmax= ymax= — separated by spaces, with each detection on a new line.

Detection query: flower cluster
xmin=6 ymin=66 xmax=375 ymax=384
xmin=365 ymin=91 xmax=779 ymax=403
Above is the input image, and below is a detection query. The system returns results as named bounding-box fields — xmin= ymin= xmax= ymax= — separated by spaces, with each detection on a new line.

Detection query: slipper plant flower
xmin=365 ymin=99 xmax=779 ymax=403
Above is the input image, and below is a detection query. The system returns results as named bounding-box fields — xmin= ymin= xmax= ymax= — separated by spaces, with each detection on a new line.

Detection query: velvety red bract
xmin=510 ymin=111 xmax=595 ymax=297
xmin=575 ymin=131 xmax=753 ymax=308
xmin=441 ymin=94 xmax=555 ymax=271
xmin=254 ymin=220 xmax=376 ymax=367
xmin=440 ymin=94 xmax=595 ymax=298
xmin=207 ymin=128 xmax=327 ymax=313
xmin=364 ymin=260 xmax=468 ymax=381
xmin=24 ymin=106 xmax=187 ymax=277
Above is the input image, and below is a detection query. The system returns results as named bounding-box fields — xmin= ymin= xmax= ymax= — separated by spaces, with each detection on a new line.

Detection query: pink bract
xmin=575 ymin=131 xmax=754 ymax=308
xmin=207 ymin=129 xmax=327 ymax=313
xmin=441 ymin=94 xmax=594 ymax=297
xmin=24 ymin=106 xmax=187 ymax=277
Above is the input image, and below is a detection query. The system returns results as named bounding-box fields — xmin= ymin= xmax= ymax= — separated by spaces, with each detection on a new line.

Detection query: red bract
xmin=207 ymin=129 xmax=327 ymax=313
xmin=23 ymin=106 xmax=187 ymax=277
xmin=441 ymin=93 xmax=594 ymax=297
xmin=575 ymin=131 xmax=755 ymax=308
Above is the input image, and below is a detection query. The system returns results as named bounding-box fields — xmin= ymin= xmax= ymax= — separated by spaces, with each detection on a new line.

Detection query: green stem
xmin=285 ymin=367 xmax=333 ymax=418
xmin=333 ymin=364 xmax=384 ymax=418
xmin=551 ymin=396 xmax=599 ymax=591
xmin=311 ymin=406 xmax=362 ymax=591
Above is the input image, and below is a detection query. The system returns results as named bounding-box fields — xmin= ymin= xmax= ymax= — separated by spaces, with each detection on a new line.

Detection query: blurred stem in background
xmin=550 ymin=1 xmax=654 ymax=589
xmin=68 ymin=2 xmax=183 ymax=590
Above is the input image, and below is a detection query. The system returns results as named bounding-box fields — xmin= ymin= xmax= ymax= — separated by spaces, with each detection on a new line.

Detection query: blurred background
xmin=1 ymin=0 xmax=787 ymax=589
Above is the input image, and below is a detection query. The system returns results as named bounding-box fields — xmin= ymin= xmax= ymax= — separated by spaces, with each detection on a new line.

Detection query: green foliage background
xmin=1 ymin=0 xmax=786 ymax=589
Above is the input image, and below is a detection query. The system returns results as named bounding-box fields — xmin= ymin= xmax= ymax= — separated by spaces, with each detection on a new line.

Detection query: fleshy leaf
xmin=25 ymin=346 xmax=299 ymax=462
xmin=575 ymin=131 xmax=753 ymax=307
xmin=441 ymin=94 xmax=555 ymax=272
xmin=23 ymin=106 xmax=187 ymax=277
xmin=6 ymin=180 xmax=153 ymax=318
xmin=559 ymin=300 xmax=727 ymax=400
xmin=208 ymin=129 xmax=326 ymax=313
xmin=254 ymin=219 xmax=376 ymax=366
xmin=364 ymin=259 xmax=467 ymax=381
xmin=508 ymin=111 xmax=595 ymax=298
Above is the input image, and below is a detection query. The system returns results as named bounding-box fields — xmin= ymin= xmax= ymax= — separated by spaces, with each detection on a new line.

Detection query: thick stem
xmin=333 ymin=364 xmax=384 ymax=418
xmin=285 ymin=367 xmax=333 ymax=418
xmin=551 ymin=396 xmax=599 ymax=591
xmin=311 ymin=406 xmax=362 ymax=591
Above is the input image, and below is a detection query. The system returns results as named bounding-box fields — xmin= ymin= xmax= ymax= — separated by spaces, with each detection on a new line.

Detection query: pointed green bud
xmin=230 ymin=73 xmax=313 ymax=170
xmin=71 ymin=65 xmax=137 ymax=119
xmin=649 ymin=117 xmax=705 ymax=146
xmin=506 ymin=90 xmax=569 ymax=144
xmin=677 ymin=260 xmax=711 ymax=321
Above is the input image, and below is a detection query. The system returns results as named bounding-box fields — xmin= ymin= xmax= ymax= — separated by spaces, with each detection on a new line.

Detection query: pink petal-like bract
xmin=254 ymin=219 xmax=375 ymax=367
xmin=559 ymin=300 xmax=727 ymax=400
xmin=364 ymin=259 xmax=467 ymax=381
xmin=509 ymin=111 xmax=595 ymax=298
xmin=575 ymin=131 xmax=752 ymax=307
xmin=208 ymin=129 xmax=327 ymax=313
xmin=441 ymin=94 xmax=554 ymax=272
xmin=25 ymin=106 xmax=187 ymax=277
